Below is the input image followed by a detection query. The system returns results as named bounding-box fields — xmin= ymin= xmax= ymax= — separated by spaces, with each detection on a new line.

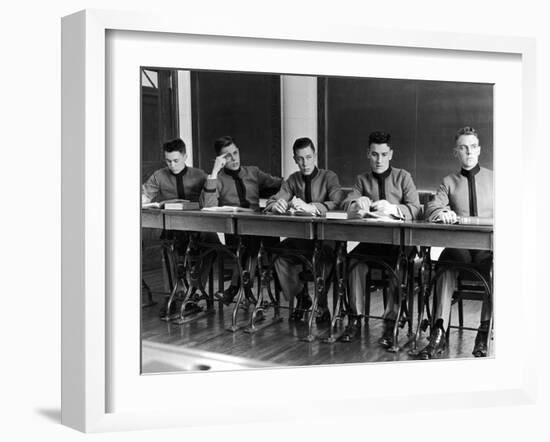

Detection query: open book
xmin=349 ymin=208 xmax=404 ymax=223
xmin=201 ymin=206 xmax=255 ymax=213
xmin=142 ymin=199 xmax=199 ymax=210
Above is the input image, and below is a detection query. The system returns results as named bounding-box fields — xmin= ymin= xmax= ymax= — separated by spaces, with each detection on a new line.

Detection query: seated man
xmin=200 ymin=135 xmax=282 ymax=304
xmin=142 ymin=138 xmax=218 ymax=312
xmin=265 ymin=137 xmax=344 ymax=321
xmin=420 ymin=126 xmax=493 ymax=359
xmin=341 ymin=131 xmax=421 ymax=344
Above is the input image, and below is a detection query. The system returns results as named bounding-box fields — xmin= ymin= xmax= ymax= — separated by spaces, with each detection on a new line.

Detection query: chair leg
xmin=458 ymin=297 xmax=464 ymax=328
xmin=364 ymin=271 xmax=371 ymax=327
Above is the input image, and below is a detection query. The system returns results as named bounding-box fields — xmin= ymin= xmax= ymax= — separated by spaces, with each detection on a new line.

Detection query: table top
xmin=141 ymin=209 xmax=493 ymax=250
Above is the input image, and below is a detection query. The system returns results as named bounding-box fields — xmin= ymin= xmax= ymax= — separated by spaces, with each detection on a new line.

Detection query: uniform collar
xmin=460 ymin=164 xmax=480 ymax=178
xmin=372 ymin=166 xmax=392 ymax=180
xmin=302 ymin=167 xmax=319 ymax=182
xmin=170 ymin=166 xmax=188 ymax=177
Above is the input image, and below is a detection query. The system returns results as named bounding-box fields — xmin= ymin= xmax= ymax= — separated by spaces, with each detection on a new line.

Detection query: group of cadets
xmin=142 ymin=126 xmax=494 ymax=359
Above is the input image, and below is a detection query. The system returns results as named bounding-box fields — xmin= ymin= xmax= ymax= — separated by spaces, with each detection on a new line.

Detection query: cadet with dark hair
xmin=200 ymin=135 xmax=282 ymax=304
xmin=340 ymin=131 xmax=421 ymax=344
xmin=266 ymin=137 xmax=344 ymax=322
xmin=142 ymin=138 xmax=219 ymax=315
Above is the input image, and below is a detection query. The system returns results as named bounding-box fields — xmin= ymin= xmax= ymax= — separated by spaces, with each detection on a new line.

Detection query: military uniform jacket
xmin=142 ymin=166 xmax=207 ymax=202
xmin=341 ymin=167 xmax=421 ymax=220
xmin=424 ymin=165 xmax=493 ymax=222
xmin=200 ymin=166 xmax=282 ymax=209
xmin=265 ymin=168 xmax=345 ymax=216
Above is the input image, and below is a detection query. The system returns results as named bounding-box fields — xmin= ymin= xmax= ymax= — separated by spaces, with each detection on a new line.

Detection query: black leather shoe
xmin=216 ymin=285 xmax=239 ymax=306
xmin=339 ymin=317 xmax=361 ymax=343
xmin=418 ymin=326 xmax=447 ymax=360
xmin=315 ymin=307 xmax=331 ymax=324
xmin=184 ymin=302 xmax=203 ymax=314
xmin=472 ymin=321 xmax=490 ymax=357
xmin=378 ymin=319 xmax=396 ymax=348
xmin=289 ymin=290 xmax=312 ymax=321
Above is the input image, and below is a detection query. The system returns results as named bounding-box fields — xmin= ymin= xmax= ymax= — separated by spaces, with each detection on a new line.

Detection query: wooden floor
xmin=141 ymin=267 xmax=493 ymax=374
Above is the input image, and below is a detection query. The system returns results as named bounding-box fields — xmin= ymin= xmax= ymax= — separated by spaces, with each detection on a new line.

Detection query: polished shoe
xmin=315 ymin=307 xmax=331 ymax=324
xmin=472 ymin=321 xmax=490 ymax=357
xmin=183 ymin=302 xmax=203 ymax=314
xmin=339 ymin=317 xmax=361 ymax=343
xmin=418 ymin=326 xmax=447 ymax=360
xmin=378 ymin=319 xmax=396 ymax=348
xmin=215 ymin=285 xmax=239 ymax=306
xmin=252 ymin=309 xmax=266 ymax=322
xmin=289 ymin=290 xmax=312 ymax=321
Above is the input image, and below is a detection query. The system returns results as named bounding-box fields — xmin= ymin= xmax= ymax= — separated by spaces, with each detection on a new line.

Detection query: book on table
xmin=201 ymin=206 xmax=255 ymax=213
xmin=325 ymin=211 xmax=347 ymax=220
xmin=142 ymin=199 xmax=199 ymax=210
xmin=349 ymin=209 xmax=404 ymax=223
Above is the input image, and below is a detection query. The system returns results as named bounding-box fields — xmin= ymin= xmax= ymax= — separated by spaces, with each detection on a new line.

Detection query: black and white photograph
xmin=140 ymin=68 xmax=494 ymax=373
xmin=3 ymin=0 xmax=547 ymax=439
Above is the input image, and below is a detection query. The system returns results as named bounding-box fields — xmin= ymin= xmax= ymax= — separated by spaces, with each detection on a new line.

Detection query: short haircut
xmin=368 ymin=131 xmax=391 ymax=148
xmin=292 ymin=137 xmax=316 ymax=155
xmin=163 ymin=138 xmax=186 ymax=154
xmin=455 ymin=126 xmax=479 ymax=142
xmin=214 ymin=135 xmax=236 ymax=155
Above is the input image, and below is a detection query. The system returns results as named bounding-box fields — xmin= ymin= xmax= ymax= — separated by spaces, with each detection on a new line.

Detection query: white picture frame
xmin=61 ymin=9 xmax=537 ymax=433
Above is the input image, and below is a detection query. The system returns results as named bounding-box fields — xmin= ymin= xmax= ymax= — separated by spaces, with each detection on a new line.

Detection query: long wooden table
xmin=142 ymin=209 xmax=493 ymax=345
xmin=142 ymin=209 xmax=493 ymax=251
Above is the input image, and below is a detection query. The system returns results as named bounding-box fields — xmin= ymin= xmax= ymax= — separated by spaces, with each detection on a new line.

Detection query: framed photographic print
xmin=62 ymin=9 xmax=537 ymax=432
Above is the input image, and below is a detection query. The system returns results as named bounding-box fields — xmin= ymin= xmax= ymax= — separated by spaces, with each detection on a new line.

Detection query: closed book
xmin=164 ymin=201 xmax=200 ymax=210
xmin=325 ymin=211 xmax=347 ymax=220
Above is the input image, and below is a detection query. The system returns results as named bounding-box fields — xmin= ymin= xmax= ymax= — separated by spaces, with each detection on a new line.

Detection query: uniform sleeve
xmin=311 ymin=171 xmax=344 ymax=215
xmin=341 ymin=175 xmax=364 ymax=212
xmin=265 ymin=178 xmax=295 ymax=211
xmin=142 ymin=172 xmax=160 ymax=203
xmin=199 ymin=177 xmax=221 ymax=208
xmin=424 ymin=181 xmax=451 ymax=222
xmin=396 ymin=172 xmax=421 ymax=220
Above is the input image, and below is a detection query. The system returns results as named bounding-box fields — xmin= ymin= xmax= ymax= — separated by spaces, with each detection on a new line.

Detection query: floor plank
xmin=141 ymin=268 xmax=493 ymax=373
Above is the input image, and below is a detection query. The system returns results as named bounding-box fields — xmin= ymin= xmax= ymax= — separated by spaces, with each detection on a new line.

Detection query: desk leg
xmin=387 ymin=251 xmax=406 ymax=353
xmin=172 ymin=236 xmax=215 ymax=325
xmin=323 ymin=241 xmax=347 ymax=344
xmin=302 ymin=240 xmax=323 ymax=342
xmin=408 ymin=247 xmax=431 ymax=355
xmin=160 ymin=241 xmax=184 ymax=322
xmin=244 ymin=240 xmax=283 ymax=333
xmin=227 ymin=236 xmax=249 ymax=332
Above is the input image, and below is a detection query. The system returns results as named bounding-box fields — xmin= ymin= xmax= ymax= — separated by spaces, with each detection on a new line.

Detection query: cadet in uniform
xmin=142 ymin=138 xmax=218 ymax=312
xmin=341 ymin=131 xmax=421 ymax=344
xmin=200 ymin=135 xmax=282 ymax=304
xmin=420 ymin=126 xmax=493 ymax=359
xmin=266 ymin=137 xmax=344 ymax=321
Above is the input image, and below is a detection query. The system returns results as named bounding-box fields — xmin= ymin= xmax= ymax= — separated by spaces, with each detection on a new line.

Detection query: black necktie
xmin=302 ymin=167 xmax=319 ymax=203
xmin=173 ymin=167 xmax=188 ymax=199
xmin=372 ymin=167 xmax=392 ymax=200
xmin=460 ymin=164 xmax=480 ymax=216
xmin=225 ymin=168 xmax=250 ymax=208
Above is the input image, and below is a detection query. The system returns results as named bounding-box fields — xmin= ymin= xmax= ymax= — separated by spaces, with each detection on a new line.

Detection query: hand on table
xmin=271 ymin=198 xmax=289 ymax=214
xmin=435 ymin=210 xmax=458 ymax=224
xmin=370 ymin=199 xmax=399 ymax=217
xmin=290 ymin=197 xmax=318 ymax=215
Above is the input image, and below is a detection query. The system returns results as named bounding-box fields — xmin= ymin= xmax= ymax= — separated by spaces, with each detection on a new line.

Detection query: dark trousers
xmin=435 ymin=248 xmax=492 ymax=327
